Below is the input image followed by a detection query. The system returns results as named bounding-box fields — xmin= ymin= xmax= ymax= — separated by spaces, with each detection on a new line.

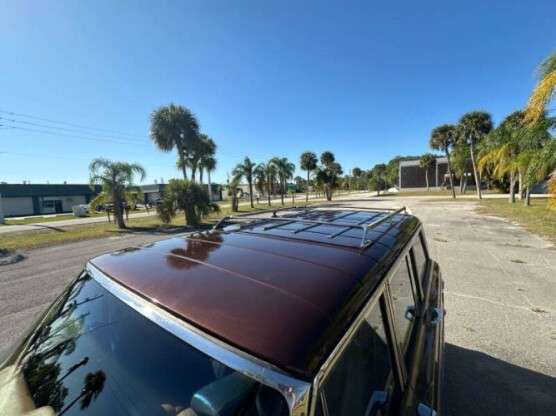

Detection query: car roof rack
xmin=213 ymin=206 xmax=408 ymax=248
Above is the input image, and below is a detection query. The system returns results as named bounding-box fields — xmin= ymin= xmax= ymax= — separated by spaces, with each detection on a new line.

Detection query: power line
xmin=0 ymin=109 xmax=146 ymax=138
xmin=0 ymin=125 xmax=151 ymax=146
xmin=0 ymin=151 xmax=89 ymax=162
xmin=0 ymin=116 xmax=147 ymax=142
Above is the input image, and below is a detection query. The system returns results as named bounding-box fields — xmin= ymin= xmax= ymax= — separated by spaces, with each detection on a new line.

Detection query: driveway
xmin=1 ymin=196 xmax=555 ymax=415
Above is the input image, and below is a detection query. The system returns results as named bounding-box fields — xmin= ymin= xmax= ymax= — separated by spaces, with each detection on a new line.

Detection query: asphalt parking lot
xmin=1 ymin=196 xmax=555 ymax=415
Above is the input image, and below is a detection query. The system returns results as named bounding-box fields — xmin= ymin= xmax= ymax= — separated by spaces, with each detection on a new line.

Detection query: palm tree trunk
xmin=200 ymin=168 xmax=204 ymax=187
xmin=191 ymin=166 xmax=197 ymax=184
xmin=178 ymin=147 xmax=187 ymax=180
xmin=280 ymin=178 xmax=285 ymax=205
xmin=112 ymin=189 xmax=126 ymax=229
xmin=509 ymin=172 xmax=516 ymax=203
xmin=524 ymin=185 xmax=531 ymax=206
xmin=207 ymin=170 xmax=213 ymax=201
xmin=248 ymin=180 xmax=254 ymax=208
xmin=425 ymin=168 xmax=430 ymax=191
xmin=518 ymin=169 xmax=523 ymax=200
xmin=445 ymin=151 xmax=456 ymax=199
xmin=267 ymin=175 xmax=272 ymax=206
xmin=469 ymin=143 xmax=482 ymax=199
xmin=306 ymin=170 xmax=309 ymax=203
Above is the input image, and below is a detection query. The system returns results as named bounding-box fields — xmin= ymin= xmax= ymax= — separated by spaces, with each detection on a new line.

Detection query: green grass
xmin=0 ymin=201 xmax=315 ymax=251
xmin=390 ymin=189 xmax=504 ymax=197
xmin=476 ymin=198 xmax=556 ymax=245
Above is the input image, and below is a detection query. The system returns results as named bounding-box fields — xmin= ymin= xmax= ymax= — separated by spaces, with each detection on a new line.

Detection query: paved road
xmin=1 ymin=195 xmax=555 ymax=414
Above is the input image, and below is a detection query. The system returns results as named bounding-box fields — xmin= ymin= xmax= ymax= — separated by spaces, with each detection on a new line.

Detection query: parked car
xmin=0 ymin=206 xmax=444 ymax=416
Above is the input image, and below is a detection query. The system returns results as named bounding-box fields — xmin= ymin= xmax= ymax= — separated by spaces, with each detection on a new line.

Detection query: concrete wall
xmin=2 ymin=197 xmax=34 ymax=216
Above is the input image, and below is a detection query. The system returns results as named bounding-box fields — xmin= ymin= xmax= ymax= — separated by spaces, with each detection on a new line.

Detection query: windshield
xmin=0 ymin=272 xmax=288 ymax=416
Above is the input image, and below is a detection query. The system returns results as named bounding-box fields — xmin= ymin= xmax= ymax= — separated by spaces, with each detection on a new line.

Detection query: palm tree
xmin=203 ymin=156 xmax=217 ymax=202
xmin=300 ymin=151 xmax=318 ymax=203
xmin=429 ymin=124 xmax=457 ymax=198
xmin=270 ymin=157 xmax=295 ymax=205
xmin=157 ymin=179 xmax=220 ymax=225
xmin=419 ymin=154 xmax=437 ymax=191
xmin=525 ymin=51 xmax=556 ymax=125
xmin=150 ymin=104 xmax=200 ymax=180
xmin=320 ymin=151 xmax=340 ymax=201
xmin=456 ymin=112 xmax=493 ymax=199
xmin=89 ymin=158 xmax=146 ymax=229
xmin=198 ymin=134 xmax=217 ymax=186
xmin=255 ymin=162 xmax=277 ymax=206
xmin=233 ymin=157 xmax=257 ymax=208
xmin=451 ymin=144 xmax=471 ymax=194
xmin=479 ymin=111 xmax=526 ymax=203
xmin=225 ymin=177 xmax=242 ymax=212
xmin=59 ymin=371 xmax=106 ymax=415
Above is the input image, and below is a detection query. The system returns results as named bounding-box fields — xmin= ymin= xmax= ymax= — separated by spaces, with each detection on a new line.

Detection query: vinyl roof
xmin=90 ymin=208 xmax=421 ymax=379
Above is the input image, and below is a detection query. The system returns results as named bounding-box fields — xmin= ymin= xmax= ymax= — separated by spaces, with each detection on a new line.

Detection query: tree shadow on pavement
xmin=444 ymin=343 xmax=556 ymax=416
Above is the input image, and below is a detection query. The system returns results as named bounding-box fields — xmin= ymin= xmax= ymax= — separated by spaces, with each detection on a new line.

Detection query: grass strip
xmin=0 ymin=201 xmax=320 ymax=251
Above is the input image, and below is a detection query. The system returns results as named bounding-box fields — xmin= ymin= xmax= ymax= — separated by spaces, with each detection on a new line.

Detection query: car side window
xmin=411 ymin=233 xmax=428 ymax=281
xmin=388 ymin=256 xmax=416 ymax=352
xmin=316 ymin=302 xmax=393 ymax=416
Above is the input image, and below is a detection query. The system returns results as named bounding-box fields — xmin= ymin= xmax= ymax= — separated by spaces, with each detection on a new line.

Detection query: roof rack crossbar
xmin=360 ymin=207 xmax=407 ymax=248
xmin=262 ymin=220 xmax=297 ymax=231
xmin=327 ymin=212 xmax=385 ymax=239
xmin=291 ymin=210 xmax=357 ymax=234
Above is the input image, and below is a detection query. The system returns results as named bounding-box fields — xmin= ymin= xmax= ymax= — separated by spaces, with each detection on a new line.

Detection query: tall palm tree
xmin=456 ymin=112 xmax=493 ymax=199
xmin=233 ymin=157 xmax=257 ymax=208
xmin=203 ymin=156 xmax=217 ymax=202
xmin=198 ymin=134 xmax=217 ymax=186
xmin=320 ymin=151 xmax=341 ymax=201
xmin=270 ymin=157 xmax=295 ymax=205
xmin=419 ymin=154 xmax=437 ymax=191
xmin=255 ymin=162 xmax=276 ymax=206
xmin=59 ymin=371 xmax=106 ymax=415
xmin=429 ymin=124 xmax=457 ymax=198
xmin=150 ymin=103 xmax=200 ymax=180
xmin=89 ymin=158 xmax=146 ymax=229
xmin=300 ymin=151 xmax=318 ymax=203
xmin=525 ymin=51 xmax=556 ymax=125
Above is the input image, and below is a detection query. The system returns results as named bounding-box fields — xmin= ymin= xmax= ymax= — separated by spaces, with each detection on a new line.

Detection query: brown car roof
xmin=90 ymin=209 xmax=420 ymax=379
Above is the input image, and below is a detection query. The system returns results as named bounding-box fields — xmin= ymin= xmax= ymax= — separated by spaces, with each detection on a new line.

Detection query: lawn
xmin=477 ymin=198 xmax=556 ymax=245
xmin=388 ymin=189 xmax=504 ymax=197
xmin=0 ymin=201 xmax=313 ymax=251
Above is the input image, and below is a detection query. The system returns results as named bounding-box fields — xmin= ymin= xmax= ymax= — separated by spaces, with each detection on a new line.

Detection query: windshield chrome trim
xmin=86 ymin=263 xmax=311 ymax=416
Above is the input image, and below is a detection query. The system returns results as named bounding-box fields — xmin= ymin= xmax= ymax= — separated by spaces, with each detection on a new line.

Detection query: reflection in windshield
xmin=0 ymin=272 xmax=287 ymax=415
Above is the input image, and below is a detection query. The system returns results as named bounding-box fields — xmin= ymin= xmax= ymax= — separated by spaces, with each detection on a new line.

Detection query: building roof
xmin=399 ymin=156 xmax=447 ymax=167
xmin=0 ymin=184 xmax=102 ymax=197
xmin=90 ymin=208 xmax=420 ymax=379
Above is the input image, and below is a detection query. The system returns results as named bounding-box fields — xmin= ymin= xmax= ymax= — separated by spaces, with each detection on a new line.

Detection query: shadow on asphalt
xmin=444 ymin=344 xmax=556 ymax=416
xmin=29 ymin=224 xmax=66 ymax=232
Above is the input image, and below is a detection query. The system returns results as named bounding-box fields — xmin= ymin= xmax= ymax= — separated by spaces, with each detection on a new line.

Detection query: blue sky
xmin=0 ymin=0 xmax=554 ymax=185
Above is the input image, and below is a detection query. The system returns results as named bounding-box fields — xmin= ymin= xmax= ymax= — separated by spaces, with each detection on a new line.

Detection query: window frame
xmin=409 ymin=231 xmax=429 ymax=291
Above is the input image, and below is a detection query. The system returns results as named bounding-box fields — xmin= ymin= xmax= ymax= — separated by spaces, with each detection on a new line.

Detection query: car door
xmin=313 ymin=296 xmax=401 ymax=416
xmin=402 ymin=231 xmax=443 ymax=415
